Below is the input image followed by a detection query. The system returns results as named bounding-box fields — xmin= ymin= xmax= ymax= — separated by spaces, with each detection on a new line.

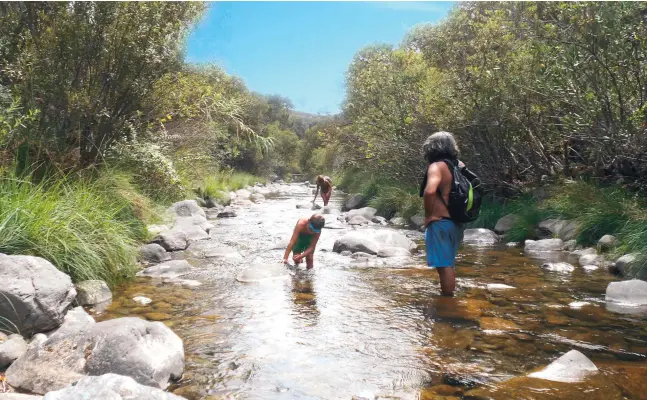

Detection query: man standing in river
xmin=313 ymin=175 xmax=333 ymax=206
xmin=420 ymin=131 xmax=464 ymax=296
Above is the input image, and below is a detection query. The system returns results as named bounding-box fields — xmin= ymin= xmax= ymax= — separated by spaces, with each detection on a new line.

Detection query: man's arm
xmin=423 ymin=163 xmax=442 ymax=224
xmin=283 ymin=221 xmax=302 ymax=262
xmin=294 ymin=232 xmax=321 ymax=261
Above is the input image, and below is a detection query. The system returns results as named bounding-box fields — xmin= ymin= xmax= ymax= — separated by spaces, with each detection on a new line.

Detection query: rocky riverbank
xmin=2 ymin=181 xmax=646 ymax=399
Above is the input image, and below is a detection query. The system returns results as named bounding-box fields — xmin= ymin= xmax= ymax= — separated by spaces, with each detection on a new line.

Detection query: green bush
xmin=196 ymin=170 xmax=266 ymax=201
xmin=0 ymin=171 xmax=149 ymax=287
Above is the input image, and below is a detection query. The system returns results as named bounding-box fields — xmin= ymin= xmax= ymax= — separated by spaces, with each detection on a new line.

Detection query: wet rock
xmin=614 ymin=253 xmax=639 ymax=275
xmin=41 ymin=373 xmax=185 ymax=400
xmin=152 ymin=231 xmax=189 ymax=251
xmin=494 ymin=214 xmax=518 ymax=234
xmin=377 ymin=247 xmax=411 ymax=258
xmin=463 ymin=228 xmax=499 ymax=246
xmin=250 ymin=193 xmax=265 ymax=203
xmin=6 ymin=317 xmax=184 ymax=394
xmin=200 ymin=222 xmax=215 ymax=234
xmin=572 ymin=247 xmax=596 ymax=257
xmin=133 ymin=296 xmax=152 ymax=305
xmin=167 ymin=200 xmax=205 ymax=219
xmin=139 ymin=243 xmax=172 ymax=264
xmin=340 ymin=251 xmax=352 ymax=257
xmin=528 ymin=350 xmax=598 ymax=382
xmin=348 ymin=215 xmax=370 ymax=226
xmin=579 ymin=253 xmax=604 ymax=266
xmin=166 ymin=279 xmax=201 ymax=288
xmin=506 ymin=242 xmax=519 ymax=247
xmin=345 ymin=207 xmax=377 ymax=221
xmin=0 ymin=254 xmax=76 ymax=336
xmin=236 ymin=264 xmax=290 ymax=283
xmin=204 ymin=246 xmax=243 ymax=260
xmin=598 ymin=235 xmax=617 ymax=251
xmin=537 ymin=219 xmax=580 ymax=241
xmin=524 ymin=238 xmax=565 ymax=252
xmin=75 ymin=280 xmax=112 ymax=306
xmin=177 ymin=225 xmax=210 ymax=241
xmin=410 ymin=214 xmax=425 ymax=228
xmin=351 ymin=251 xmax=374 ymax=260
xmin=487 ymin=283 xmax=516 ymax=291
xmin=333 ymin=230 xmax=416 ymax=255
xmin=372 ymin=216 xmax=387 ymax=224
xmin=564 ymin=239 xmax=578 ymax=251
xmin=342 ymin=194 xmax=366 ymax=211
xmin=389 ymin=217 xmax=406 ymax=226
xmin=582 ymin=265 xmax=599 ymax=272
xmin=144 ymin=312 xmax=171 ymax=321
xmin=0 ymin=334 xmax=27 ymax=368
xmin=542 ymin=262 xmax=575 ymax=273
xmin=605 ymin=279 xmax=647 ymax=306
xmin=479 ymin=317 xmax=520 ymax=331
xmin=217 ymin=207 xmax=237 ymax=218
xmin=136 ymin=260 xmax=192 ymax=279
xmin=147 ymin=225 xmax=170 ymax=236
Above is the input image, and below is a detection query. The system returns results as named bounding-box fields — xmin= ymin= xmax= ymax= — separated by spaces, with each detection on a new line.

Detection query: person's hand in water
xmin=293 ymin=254 xmax=303 ymax=263
xmin=282 ymin=258 xmax=290 ymax=265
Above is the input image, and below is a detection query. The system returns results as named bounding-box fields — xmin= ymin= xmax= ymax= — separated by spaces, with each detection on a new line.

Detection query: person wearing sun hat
xmin=282 ymin=214 xmax=325 ymax=269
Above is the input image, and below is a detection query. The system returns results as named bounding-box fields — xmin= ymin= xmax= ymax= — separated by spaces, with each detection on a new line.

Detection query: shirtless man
xmin=420 ymin=131 xmax=464 ymax=296
xmin=313 ymin=175 xmax=333 ymax=206
xmin=283 ymin=214 xmax=325 ymax=269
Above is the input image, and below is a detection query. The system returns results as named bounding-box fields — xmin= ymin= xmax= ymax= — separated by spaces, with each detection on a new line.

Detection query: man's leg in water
xmin=305 ymin=253 xmax=314 ymax=269
xmin=436 ymin=267 xmax=455 ymax=296
xmin=321 ymin=191 xmax=330 ymax=206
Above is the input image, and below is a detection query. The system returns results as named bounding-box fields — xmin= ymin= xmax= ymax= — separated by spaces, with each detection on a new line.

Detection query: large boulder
xmin=342 ymin=194 xmax=366 ymax=211
xmin=377 ymin=247 xmax=412 ymax=258
xmin=537 ymin=219 xmax=580 ymax=241
xmin=463 ymin=229 xmax=499 ymax=246
xmin=494 ymin=214 xmax=518 ymax=234
xmin=597 ymin=234 xmax=617 ymax=252
xmin=75 ymin=280 xmax=112 ymax=306
xmin=6 ymin=317 xmax=184 ymax=394
xmin=614 ymin=253 xmax=639 ymax=275
xmin=136 ymin=260 xmax=192 ymax=279
xmin=152 ymin=231 xmax=189 ymax=252
xmin=166 ymin=200 xmax=205 ymax=219
xmin=138 ymin=244 xmax=172 ymax=264
xmin=0 ymin=254 xmax=76 ymax=336
xmin=0 ymin=334 xmax=27 ymax=368
xmin=345 ymin=207 xmax=377 ymax=221
xmin=333 ymin=230 xmax=415 ymax=255
xmin=41 ymin=373 xmax=185 ymax=400
xmin=605 ymin=279 xmax=647 ymax=306
xmin=527 ymin=350 xmax=598 ymax=383
xmin=524 ymin=238 xmax=565 ymax=252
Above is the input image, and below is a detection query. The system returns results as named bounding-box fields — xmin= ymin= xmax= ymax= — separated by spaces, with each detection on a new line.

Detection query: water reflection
xmin=289 ymin=269 xmax=319 ymax=326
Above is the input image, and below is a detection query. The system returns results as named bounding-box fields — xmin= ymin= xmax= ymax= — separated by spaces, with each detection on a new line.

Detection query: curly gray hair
xmin=422 ymin=131 xmax=459 ymax=163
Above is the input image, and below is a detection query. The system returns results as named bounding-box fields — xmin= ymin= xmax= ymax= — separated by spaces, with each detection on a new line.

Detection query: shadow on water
xmin=95 ymin=184 xmax=647 ymax=400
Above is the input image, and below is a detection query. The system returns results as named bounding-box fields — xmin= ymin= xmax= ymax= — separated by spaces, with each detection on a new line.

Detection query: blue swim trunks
xmin=425 ymin=219 xmax=463 ymax=268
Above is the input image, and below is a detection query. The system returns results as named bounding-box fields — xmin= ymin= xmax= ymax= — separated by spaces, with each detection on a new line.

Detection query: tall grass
xmin=0 ymin=171 xmax=150 ymax=286
xmin=196 ymin=170 xmax=266 ymax=202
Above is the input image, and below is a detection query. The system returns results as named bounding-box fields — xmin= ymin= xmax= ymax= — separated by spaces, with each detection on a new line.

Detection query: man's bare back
xmin=423 ymin=161 xmax=452 ymax=227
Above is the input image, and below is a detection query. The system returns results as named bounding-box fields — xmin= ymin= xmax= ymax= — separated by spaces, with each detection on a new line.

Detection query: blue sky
xmin=186 ymin=2 xmax=455 ymax=115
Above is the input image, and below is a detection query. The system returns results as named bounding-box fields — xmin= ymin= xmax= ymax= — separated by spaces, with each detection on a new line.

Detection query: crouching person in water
xmin=421 ymin=131 xmax=465 ymax=296
xmin=283 ymin=214 xmax=325 ymax=269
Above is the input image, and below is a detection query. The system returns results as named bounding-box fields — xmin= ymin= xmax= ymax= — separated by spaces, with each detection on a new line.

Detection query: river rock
xmin=167 ymin=200 xmax=205 ymax=219
xmin=340 ymin=251 xmax=352 ymax=257
xmin=524 ymin=238 xmax=565 ymax=252
xmin=41 ymin=373 xmax=185 ymax=400
xmin=487 ymin=283 xmax=516 ymax=291
xmin=605 ymin=279 xmax=647 ymax=306
xmin=75 ymin=280 xmax=112 ymax=306
xmin=203 ymin=197 xmax=217 ymax=209
xmin=136 ymin=260 xmax=191 ymax=279
xmin=139 ymin=244 xmax=172 ymax=264
xmin=0 ymin=254 xmax=76 ymax=336
xmin=6 ymin=317 xmax=184 ymax=394
xmin=0 ymin=334 xmax=27 ymax=368
xmin=372 ymin=216 xmax=387 ymax=225
xmin=322 ymin=205 xmax=339 ymax=215
xmin=572 ymin=247 xmax=597 ymax=257
xmin=204 ymin=246 xmax=243 ymax=260
xmin=345 ymin=207 xmax=377 ymax=221
xmin=542 ymin=262 xmax=575 ymax=273
xmin=537 ymin=219 xmax=580 ymax=241
xmin=410 ymin=214 xmax=425 ymax=228
xmin=582 ymin=265 xmax=599 ymax=272
xmin=348 ymin=215 xmax=370 ymax=226
xmin=598 ymin=235 xmax=617 ymax=251
xmin=342 ymin=194 xmax=366 ymax=211
xmin=377 ymin=247 xmax=411 ymax=258
xmin=494 ymin=214 xmax=518 ymax=234
xmin=52 ymin=307 xmax=95 ymax=337
xmin=527 ymin=350 xmax=598 ymax=382
xmin=614 ymin=253 xmax=639 ymax=275
xmin=178 ymin=225 xmax=210 ymax=241
xmin=152 ymin=231 xmax=189 ymax=251
xmin=389 ymin=217 xmax=406 ymax=226
xmin=236 ymin=264 xmax=290 ymax=283
xmin=235 ymin=189 xmax=251 ymax=199
xmin=333 ymin=230 xmax=415 ymax=255
xmin=579 ymin=253 xmax=604 ymax=266
xmin=463 ymin=228 xmax=499 ymax=246
xmin=250 ymin=193 xmax=265 ymax=203
xmin=147 ymin=225 xmax=170 ymax=236
xmin=564 ymin=239 xmax=578 ymax=251
xmin=217 ymin=207 xmax=237 ymax=218
xmin=133 ymin=296 xmax=152 ymax=305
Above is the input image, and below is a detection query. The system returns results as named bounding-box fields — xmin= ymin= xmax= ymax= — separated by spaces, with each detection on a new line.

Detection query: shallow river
xmin=95 ymin=185 xmax=647 ymax=400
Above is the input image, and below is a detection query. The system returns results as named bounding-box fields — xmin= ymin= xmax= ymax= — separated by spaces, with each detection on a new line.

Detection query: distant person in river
xmin=283 ymin=214 xmax=325 ymax=269
xmin=420 ymin=131 xmax=465 ymax=296
xmin=313 ymin=175 xmax=333 ymax=206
